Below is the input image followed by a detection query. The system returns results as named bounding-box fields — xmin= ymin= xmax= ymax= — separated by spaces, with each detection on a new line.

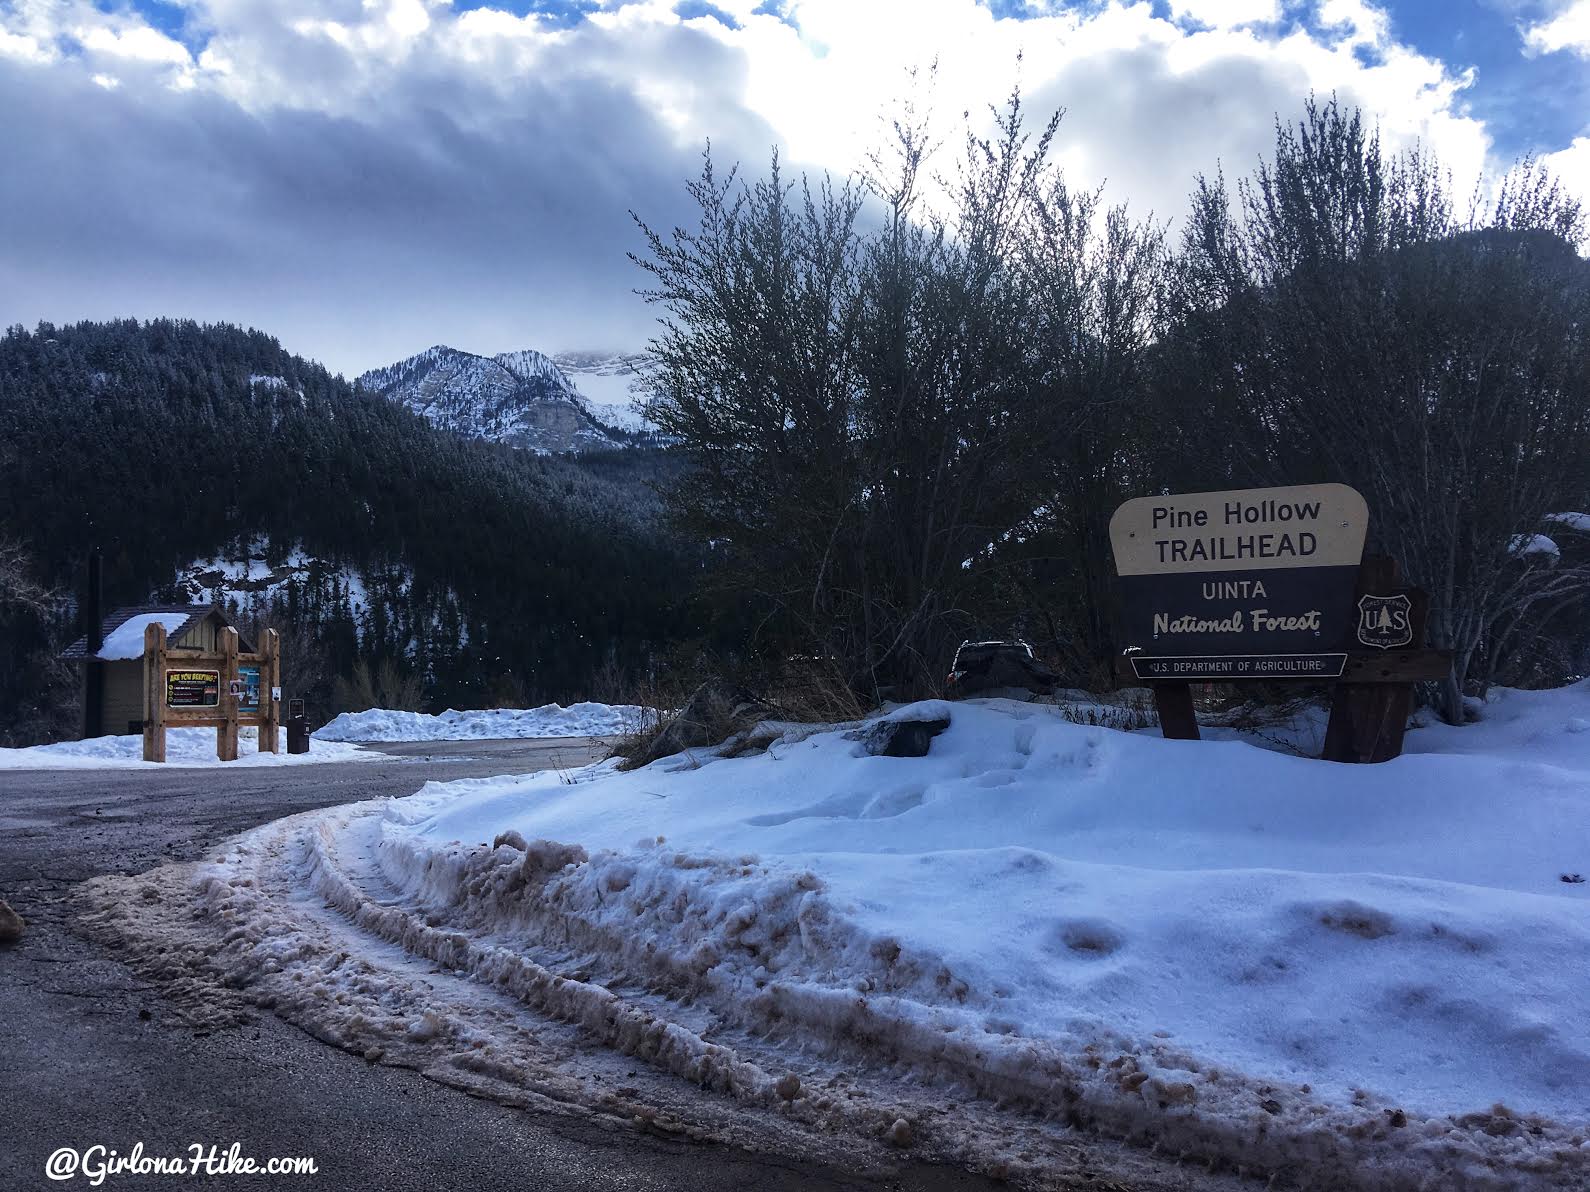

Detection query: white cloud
xmin=0 ymin=0 xmax=64 ymax=64
xmin=1540 ymin=135 xmax=1590 ymax=200
xmin=1522 ymin=0 xmax=1590 ymax=57
xmin=77 ymin=25 xmax=193 ymax=66
xmin=1316 ymin=0 xmax=1391 ymax=46
xmin=0 ymin=0 xmax=1579 ymax=373
xmin=1168 ymin=0 xmax=1281 ymax=27
xmin=291 ymin=0 xmax=432 ymax=61
xmin=0 ymin=28 xmax=51 ymax=63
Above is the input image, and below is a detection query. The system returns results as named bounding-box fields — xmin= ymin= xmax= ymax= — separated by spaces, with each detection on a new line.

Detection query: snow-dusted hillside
xmin=174 ymin=540 xmax=465 ymax=656
xmin=176 ymin=543 xmax=399 ymax=620
xmin=357 ymin=345 xmax=628 ymax=454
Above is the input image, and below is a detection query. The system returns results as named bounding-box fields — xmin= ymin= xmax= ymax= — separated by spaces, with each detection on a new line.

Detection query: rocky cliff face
xmin=357 ymin=345 xmax=624 ymax=453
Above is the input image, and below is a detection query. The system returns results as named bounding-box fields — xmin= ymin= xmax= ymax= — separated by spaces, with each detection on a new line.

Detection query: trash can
xmin=286 ymin=698 xmax=310 ymax=754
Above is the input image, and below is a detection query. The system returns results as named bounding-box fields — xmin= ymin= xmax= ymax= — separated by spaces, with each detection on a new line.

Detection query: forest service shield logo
xmin=1356 ymin=593 xmax=1413 ymax=650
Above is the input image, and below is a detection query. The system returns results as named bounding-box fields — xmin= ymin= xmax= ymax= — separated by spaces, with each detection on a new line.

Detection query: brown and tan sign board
xmin=1108 ymin=483 xmax=1450 ymax=762
xmin=1108 ymin=483 xmax=1369 ymax=682
xmin=140 ymin=622 xmax=282 ymax=763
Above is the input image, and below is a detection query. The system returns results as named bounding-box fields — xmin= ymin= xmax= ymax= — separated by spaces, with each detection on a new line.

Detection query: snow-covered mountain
xmin=551 ymin=350 xmax=651 ymax=432
xmin=357 ymin=345 xmax=629 ymax=454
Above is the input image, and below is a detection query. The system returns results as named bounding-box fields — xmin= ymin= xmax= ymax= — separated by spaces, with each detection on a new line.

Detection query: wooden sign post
xmin=140 ymin=622 xmax=283 ymax=763
xmin=1108 ymin=485 xmax=1449 ymax=763
xmin=1321 ymin=556 xmax=1448 ymax=762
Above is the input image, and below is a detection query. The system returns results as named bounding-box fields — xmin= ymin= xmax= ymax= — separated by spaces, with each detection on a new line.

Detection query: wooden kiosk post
xmin=217 ymin=626 xmax=240 ymax=762
xmin=259 ymin=628 xmax=281 ymax=753
xmin=141 ymin=622 xmax=168 ymax=763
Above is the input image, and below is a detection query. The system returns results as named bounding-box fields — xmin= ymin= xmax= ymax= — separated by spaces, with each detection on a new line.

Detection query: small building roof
xmin=61 ymin=605 xmax=255 ymax=660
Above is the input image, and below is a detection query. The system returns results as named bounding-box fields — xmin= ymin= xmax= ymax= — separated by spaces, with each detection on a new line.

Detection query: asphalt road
xmin=0 ymin=740 xmax=1001 ymax=1192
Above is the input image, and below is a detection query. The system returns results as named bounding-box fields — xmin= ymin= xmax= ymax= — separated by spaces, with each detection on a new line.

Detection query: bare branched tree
xmin=634 ymin=91 xmax=1586 ymax=715
xmin=0 ymin=538 xmax=52 ymax=613
xmin=632 ymin=89 xmax=1153 ymax=700
xmin=1157 ymin=97 xmax=1590 ymax=721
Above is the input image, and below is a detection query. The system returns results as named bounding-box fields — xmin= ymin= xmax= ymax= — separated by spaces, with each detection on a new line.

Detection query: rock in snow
xmin=884 ymin=1118 xmax=913 ymax=1147
xmin=846 ymin=706 xmax=951 ymax=757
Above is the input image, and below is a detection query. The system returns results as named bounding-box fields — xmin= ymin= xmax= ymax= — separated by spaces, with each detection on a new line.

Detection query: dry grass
xmin=1051 ymin=688 xmax=1159 ymax=732
xmin=603 ymin=655 xmax=871 ymax=770
xmin=759 ymin=654 xmax=869 ymax=724
xmin=606 ymin=697 xmax=672 ymax=770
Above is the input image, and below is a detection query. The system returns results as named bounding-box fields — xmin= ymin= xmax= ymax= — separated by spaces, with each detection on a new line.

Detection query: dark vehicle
xmin=945 ymin=639 xmax=1058 ymax=699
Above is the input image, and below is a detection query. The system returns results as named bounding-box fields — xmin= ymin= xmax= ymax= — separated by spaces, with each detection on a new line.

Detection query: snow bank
xmin=1544 ymin=512 xmax=1589 ymax=533
xmin=362 ymin=685 xmax=1590 ymax=1187
xmin=313 ymin=702 xmax=649 ymax=743
xmin=0 ymin=727 xmax=375 ymax=769
xmin=1509 ymin=533 xmax=1561 ymax=561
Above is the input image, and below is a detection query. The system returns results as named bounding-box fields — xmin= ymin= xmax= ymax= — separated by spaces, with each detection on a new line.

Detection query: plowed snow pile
xmin=0 ymin=726 xmax=373 ymax=768
xmin=313 ymin=701 xmax=647 ymax=742
xmin=359 ymin=683 xmax=1590 ymax=1187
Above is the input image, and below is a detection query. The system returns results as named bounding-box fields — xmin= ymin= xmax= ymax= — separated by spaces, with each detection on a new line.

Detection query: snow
xmin=1509 ymin=532 xmax=1561 ymax=560
xmin=179 ymin=542 xmax=309 ymax=601
xmin=312 ymin=702 xmax=649 ymax=743
xmin=553 ymin=350 xmax=655 ymax=432
xmin=0 ymin=727 xmax=375 ymax=769
xmin=187 ymin=553 xmax=279 ymax=585
xmin=492 ymin=348 xmax=576 ymax=393
xmin=1545 ymin=511 xmax=1590 ymax=533
xmin=339 ymin=684 xmax=1590 ymax=1184
xmin=96 ymin=612 xmax=192 ymax=660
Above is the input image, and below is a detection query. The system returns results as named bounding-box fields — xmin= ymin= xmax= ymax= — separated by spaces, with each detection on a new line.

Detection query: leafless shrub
xmin=633 ymin=88 xmax=1164 ymax=707
xmin=0 ymin=539 xmax=52 ymax=613
xmin=761 ymin=654 xmax=870 ymax=724
xmin=333 ymin=658 xmax=423 ymax=714
xmin=1158 ymin=97 xmax=1590 ymax=722
xmin=608 ymin=705 xmax=670 ymax=770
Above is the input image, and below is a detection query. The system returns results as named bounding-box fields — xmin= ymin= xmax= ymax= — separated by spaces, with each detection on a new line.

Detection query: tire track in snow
xmin=82 ymin=804 xmax=1223 ymax=1191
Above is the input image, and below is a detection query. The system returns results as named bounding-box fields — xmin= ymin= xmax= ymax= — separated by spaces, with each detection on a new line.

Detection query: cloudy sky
xmin=2 ymin=0 xmax=1587 ymax=376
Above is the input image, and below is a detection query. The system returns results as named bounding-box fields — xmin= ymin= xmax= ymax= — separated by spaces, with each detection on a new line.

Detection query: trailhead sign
xmin=1109 ymin=483 xmax=1369 ymax=681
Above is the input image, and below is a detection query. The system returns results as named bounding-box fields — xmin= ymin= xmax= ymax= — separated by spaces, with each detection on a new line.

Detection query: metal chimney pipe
xmin=82 ymin=549 xmax=103 ymax=739
xmin=85 ymin=549 xmax=103 ymax=653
